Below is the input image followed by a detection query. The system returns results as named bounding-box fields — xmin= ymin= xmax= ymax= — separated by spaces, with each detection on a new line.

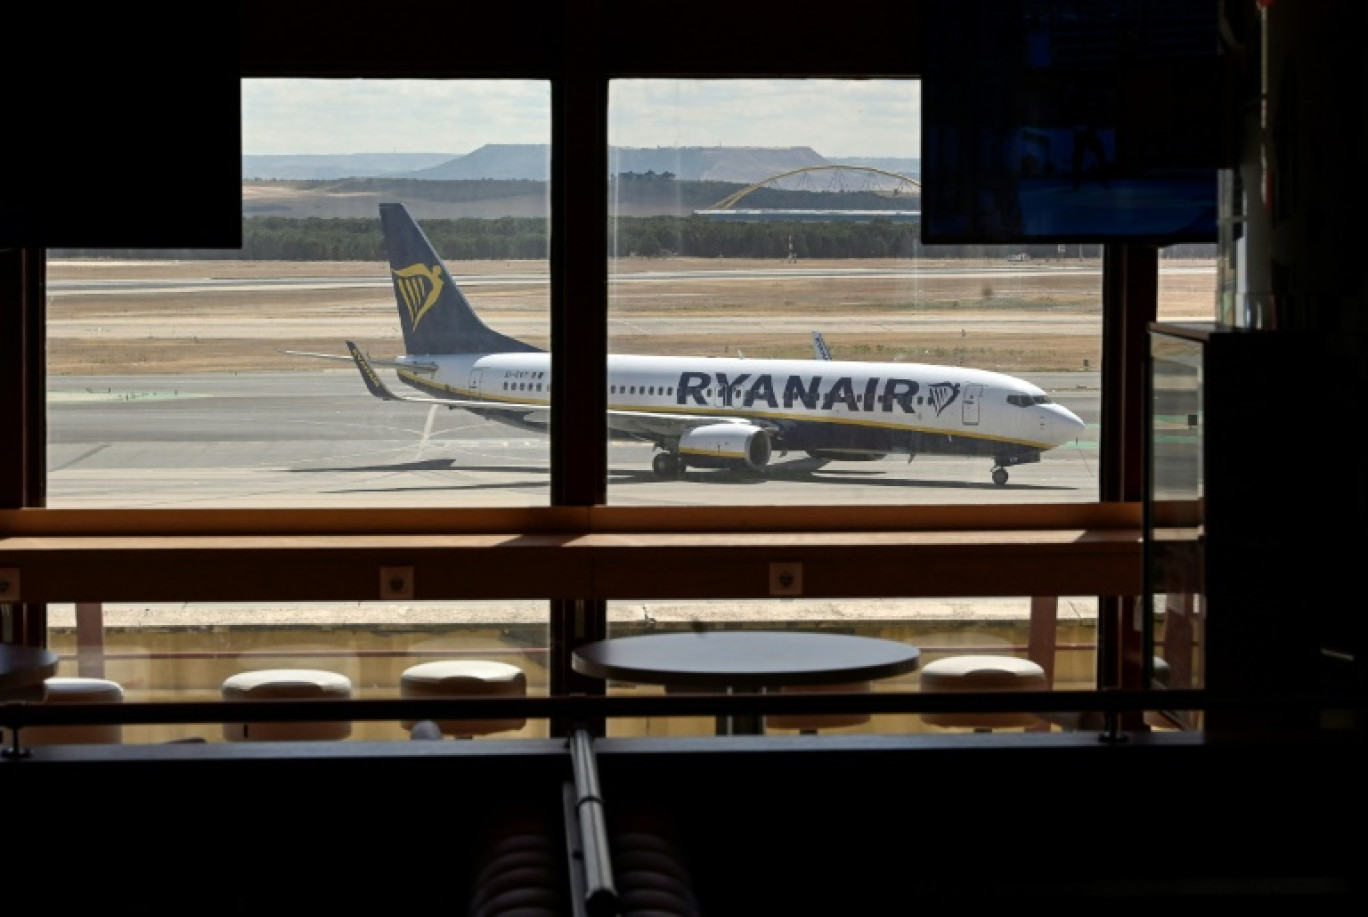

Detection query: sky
xmin=241 ymin=78 xmax=921 ymax=159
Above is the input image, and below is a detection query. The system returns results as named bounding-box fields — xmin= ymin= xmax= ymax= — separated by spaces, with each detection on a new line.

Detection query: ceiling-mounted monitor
xmin=920 ymin=0 xmax=1226 ymax=245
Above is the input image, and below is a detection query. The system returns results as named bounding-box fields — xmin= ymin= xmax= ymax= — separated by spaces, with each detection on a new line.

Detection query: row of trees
xmin=54 ymin=203 xmax=1214 ymax=261
xmin=50 ymin=176 xmax=1214 ymax=260
xmin=59 ymin=215 xmax=1122 ymax=261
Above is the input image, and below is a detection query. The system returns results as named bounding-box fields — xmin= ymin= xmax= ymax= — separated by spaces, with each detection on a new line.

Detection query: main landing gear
xmin=991 ymin=465 xmax=1010 ymax=486
xmin=652 ymin=451 xmax=684 ymax=479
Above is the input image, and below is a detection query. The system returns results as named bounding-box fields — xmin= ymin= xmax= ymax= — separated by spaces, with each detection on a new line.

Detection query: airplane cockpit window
xmin=1007 ymin=393 xmax=1057 ymax=408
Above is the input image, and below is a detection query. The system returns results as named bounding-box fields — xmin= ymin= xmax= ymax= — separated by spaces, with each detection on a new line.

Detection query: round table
xmin=1 ymin=644 xmax=59 ymax=756
xmin=0 ymin=644 xmax=59 ymax=697
xmin=572 ymin=630 xmax=920 ymax=734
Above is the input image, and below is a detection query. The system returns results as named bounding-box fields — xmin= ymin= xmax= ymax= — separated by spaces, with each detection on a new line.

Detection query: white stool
xmin=765 ymin=681 xmax=873 ymax=734
xmin=399 ymin=660 xmax=527 ymax=738
xmin=24 ymin=676 xmax=125 ymax=745
xmin=1145 ymin=655 xmax=1180 ymax=729
xmin=221 ymin=668 xmax=353 ymax=741
xmin=919 ymin=654 xmax=1047 ymax=731
xmin=1151 ymin=655 xmax=1172 ymax=687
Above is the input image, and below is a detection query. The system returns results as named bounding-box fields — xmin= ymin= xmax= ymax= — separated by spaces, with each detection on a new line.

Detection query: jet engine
xmin=679 ymin=423 xmax=772 ymax=471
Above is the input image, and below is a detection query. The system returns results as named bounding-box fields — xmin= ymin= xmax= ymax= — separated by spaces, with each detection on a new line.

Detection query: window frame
xmin=0 ymin=2 xmax=1152 ymax=720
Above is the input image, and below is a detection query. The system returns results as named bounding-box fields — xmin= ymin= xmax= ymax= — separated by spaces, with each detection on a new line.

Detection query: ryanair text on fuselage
xmin=676 ymin=371 xmax=958 ymax=416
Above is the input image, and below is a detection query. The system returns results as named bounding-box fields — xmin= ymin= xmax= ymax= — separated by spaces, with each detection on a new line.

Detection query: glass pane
xmin=44 ymin=599 xmax=549 ymax=743
xmin=47 ymin=78 xmax=551 ymax=508
xmin=606 ymin=79 xmax=1100 ymax=506
xmin=1159 ymin=249 xmax=1218 ymax=324
xmin=1146 ymin=330 xmax=1207 ymax=730
xmin=597 ymin=596 xmax=1098 ymax=737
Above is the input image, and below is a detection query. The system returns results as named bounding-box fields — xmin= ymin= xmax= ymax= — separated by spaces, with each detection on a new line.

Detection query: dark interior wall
xmin=11 ymin=745 xmax=573 ymax=913
xmin=238 ymin=1 xmax=924 ymax=77
xmin=5 ymin=5 xmax=1362 ymax=907
xmin=10 ymin=734 xmax=1359 ymax=911
xmin=2 ymin=9 xmax=240 ymax=248
xmin=0 ymin=0 xmax=927 ymax=248
xmin=596 ymin=736 xmax=1360 ymax=910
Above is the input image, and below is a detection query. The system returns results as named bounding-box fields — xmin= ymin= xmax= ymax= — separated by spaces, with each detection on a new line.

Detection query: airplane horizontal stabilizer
xmin=286 ymin=347 xmax=436 ymax=373
xmin=281 ymin=349 xmax=353 ymax=363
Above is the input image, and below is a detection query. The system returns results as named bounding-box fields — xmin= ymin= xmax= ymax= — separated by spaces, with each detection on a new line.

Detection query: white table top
xmin=571 ymin=630 xmax=920 ymax=691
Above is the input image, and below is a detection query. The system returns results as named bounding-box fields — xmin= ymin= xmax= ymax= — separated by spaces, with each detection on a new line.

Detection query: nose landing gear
xmin=991 ymin=451 xmax=1041 ymax=486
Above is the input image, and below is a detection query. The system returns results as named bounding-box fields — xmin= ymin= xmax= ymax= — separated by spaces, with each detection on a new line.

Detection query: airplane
xmin=812 ymin=330 xmax=833 ymax=360
xmin=291 ymin=202 xmax=1085 ymax=485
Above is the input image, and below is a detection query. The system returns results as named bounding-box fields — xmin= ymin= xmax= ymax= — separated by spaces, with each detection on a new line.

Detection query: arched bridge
xmin=708 ymin=164 xmax=921 ymax=209
xmin=698 ymin=164 xmax=921 ymax=223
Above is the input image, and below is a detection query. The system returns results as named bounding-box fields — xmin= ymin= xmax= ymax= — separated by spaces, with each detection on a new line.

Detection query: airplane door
xmin=469 ymin=368 xmax=485 ymax=397
xmin=962 ymin=383 xmax=983 ymax=426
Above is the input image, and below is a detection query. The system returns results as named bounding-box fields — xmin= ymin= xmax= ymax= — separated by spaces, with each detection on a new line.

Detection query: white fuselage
xmin=396 ymin=351 xmax=1084 ymax=454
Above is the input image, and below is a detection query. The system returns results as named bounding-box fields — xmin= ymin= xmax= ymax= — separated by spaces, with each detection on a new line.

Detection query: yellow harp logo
xmin=392 ymin=262 xmax=445 ymax=329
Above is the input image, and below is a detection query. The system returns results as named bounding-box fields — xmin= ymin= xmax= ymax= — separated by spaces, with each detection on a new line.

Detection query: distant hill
xmin=412 ymin=145 xmax=840 ymax=182
xmin=242 ymin=153 xmax=458 ymax=180
xmin=611 ymin=147 xmax=829 ymax=183
xmin=407 ymin=145 xmax=548 ymax=180
xmin=244 ymin=146 xmax=919 ymax=183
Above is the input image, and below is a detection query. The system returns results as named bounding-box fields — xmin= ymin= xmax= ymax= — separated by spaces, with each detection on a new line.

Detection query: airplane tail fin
xmin=379 ymin=202 xmax=541 ymax=357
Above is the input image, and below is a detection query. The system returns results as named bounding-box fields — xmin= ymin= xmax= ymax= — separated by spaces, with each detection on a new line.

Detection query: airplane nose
xmin=1043 ymin=405 xmax=1085 ymax=445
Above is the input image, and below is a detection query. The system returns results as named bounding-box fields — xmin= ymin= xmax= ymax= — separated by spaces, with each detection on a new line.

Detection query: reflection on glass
xmin=607 ymin=78 xmax=1110 ymax=506
xmin=1146 ymin=329 xmax=1206 ymax=729
xmin=602 ymin=596 xmax=1099 ymax=738
xmin=46 ymin=599 xmax=549 ymax=743
xmin=47 ymin=78 xmax=551 ymax=508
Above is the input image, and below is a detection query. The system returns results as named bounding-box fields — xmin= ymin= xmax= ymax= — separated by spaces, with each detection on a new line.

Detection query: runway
xmin=39 ymin=257 xmax=1171 ymax=507
xmin=47 ymin=369 xmax=1101 ymax=508
xmin=46 ymin=261 xmax=1120 ymax=295
xmin=45 ymin=260 xmax=1113 ymax=346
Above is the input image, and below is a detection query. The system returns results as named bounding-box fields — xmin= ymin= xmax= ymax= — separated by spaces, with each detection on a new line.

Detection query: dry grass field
xmin=45 ymin=256 xmax=1216 ymax=375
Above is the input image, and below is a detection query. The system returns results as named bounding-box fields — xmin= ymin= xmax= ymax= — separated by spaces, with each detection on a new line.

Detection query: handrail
xmin=0 ymin=502 xmax=1142 ymax=537
xmin=3 ymin=689 xmax=1355 ymax=735
xmin=0 ymin=522 xmax=1143 ymax=603
xmin=566 ymin=726 xmax=617 ymax=917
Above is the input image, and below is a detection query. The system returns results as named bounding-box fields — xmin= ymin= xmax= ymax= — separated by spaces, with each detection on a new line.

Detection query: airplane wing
xmin=607 ymin=410 xmax=777 ymax=440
